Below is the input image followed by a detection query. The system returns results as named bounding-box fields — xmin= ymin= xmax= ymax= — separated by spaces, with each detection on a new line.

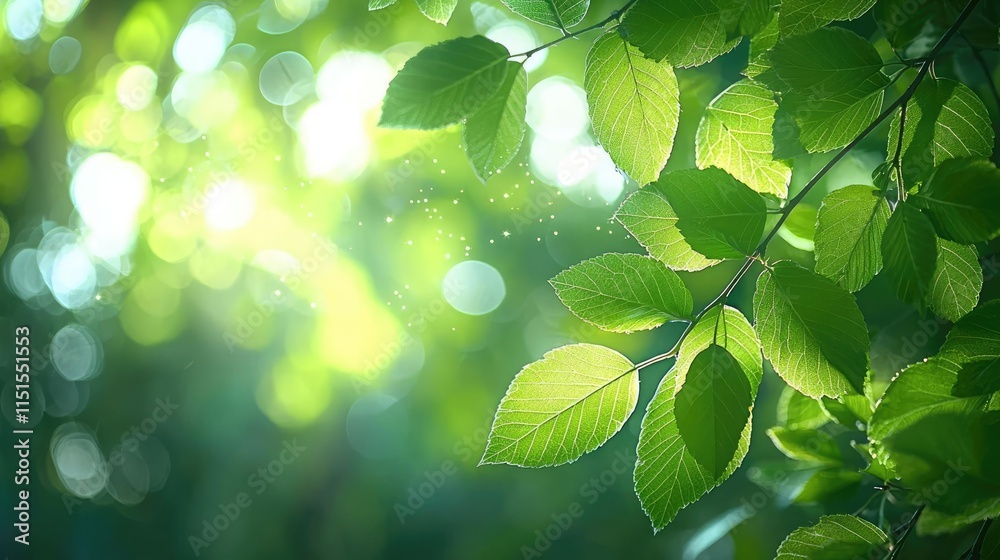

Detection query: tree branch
xmin=511 ymin=0 xmax=639 ymax=59
xmin=968 ymin=519 xmax=993 ymax=560
xmin=887 ymin=506 xmax=925 ymax=560
xmin=633 ymin=0 xmax=982 ymax=374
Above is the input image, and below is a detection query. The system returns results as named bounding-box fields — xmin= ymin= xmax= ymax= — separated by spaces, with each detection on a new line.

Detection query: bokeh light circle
xmin=442 ymin=260 xmax=506 ymax=316
xmin=260 ymin=51 xmax=314 ymax=106
xmin=49 ymin=37 xmax=82 ymax=74
xmin=52 ymin=324 xmax=103 ymax=381
xmin=526 ymin=77 xmax=590 ymax=141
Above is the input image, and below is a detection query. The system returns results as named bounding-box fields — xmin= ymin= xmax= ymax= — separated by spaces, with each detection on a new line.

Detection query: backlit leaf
xmin=754 ymin=261 xmax=869 ymax=398
xmin=767 ymin=426 xmax=842 ymax=465
xmin=481 ymin=344 xmax=638 ymax=467
xmin=775 ymin=515 xmax=889 ymax=560
xmin=380 ymin=36 xmax=511 ymax=129
xmin=910 ymin=158 xmax=1000 ymax=244
xmin=675 ymin=344 xmax=754 ymax=477
xmin=635 ymin=368 xmax=751 ymax=532
xmin=881 ymin=202 xmax=937 ymax=308
xmin=814 ymin=185 xmax=891 ymax=292
xmin=882 ymin=413 xmax=1000 ymax=519
xmin=768 ymin=27 xmax=890 ymax=153
xmin=868 ymin=356 xmax=988 ymax=445
xmin=463 ymin=61 xmax=528 ymax=181
xmin=549 ymin=253 xmax=693 ymax=333
xmin=635 ymin=305 xmax=759 ymax=531
xmin=779 ymin=0 xmax=876 ymax=36
xmin=887 ymin=78 xmax=994 ymax=186
xmin=696 ymin=79 xmax=791 ymax=198
xmin=929 ymin=240 xmax=981 ymax=322
xmin=615 ymin=186 xmax=721 ymax=271
xmin=620 ymin=0 xmax=743 ymax=68
xmin=584 ymin=31 xmax=680 ymax=185
xmin=660 ymin=167 xmax=767 ymax=259
xmin=499 ymin=0 xmax=590 ymax=29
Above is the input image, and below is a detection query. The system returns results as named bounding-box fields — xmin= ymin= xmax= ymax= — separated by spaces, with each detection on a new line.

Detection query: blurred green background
xmin=0 ymin=0 xmax=998 ymax=558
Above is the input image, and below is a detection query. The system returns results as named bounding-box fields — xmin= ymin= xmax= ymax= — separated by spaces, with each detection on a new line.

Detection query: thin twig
xmin=511 ymin=0 xmax=639 ymax=59
xmin=969 ymin=519 xmax=994 ymax=560
xmin=893 ymin=101 xmax=908 ymax=202
xmin=887 ymin=506 xmax=925 ymax=560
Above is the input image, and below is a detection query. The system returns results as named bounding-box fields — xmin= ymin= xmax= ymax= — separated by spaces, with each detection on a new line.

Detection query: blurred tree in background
xmin=0 ymin=0 xmax=998 ymax=559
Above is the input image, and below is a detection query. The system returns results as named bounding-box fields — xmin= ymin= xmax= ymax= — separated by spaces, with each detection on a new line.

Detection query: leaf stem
xmin=887 ymin=505 xmax=924 ymax=560
xmin=893 ymin=100 xmax=908 ymax=203
xmin=852 ymin=487 xmax=885 ymax=516
xmin=512 ymin=0 xmax=638 ymax=59
xmin=968 ymin=519 xmax=994 ymax=560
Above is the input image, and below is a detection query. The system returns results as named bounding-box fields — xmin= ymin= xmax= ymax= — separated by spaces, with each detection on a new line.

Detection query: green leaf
xmin=939 ymin=299 xmax=1000 ymax=362
xmin=584 ymin=31 xmax=680 ymax=185
xmin=744 ymin=15 xmax=778 ymax=78
xmin=754 ymin=261 xmax=870 ymax=398
xmin=619 ymin=0 xmax=743 ymax=68
xmin=814 ymin=185 xmax=891 ymax=292
xmin=789 ymin=91 xmax=886 ymax=154
xmin=875 ymin=0 xmax=964 ymax=59
xmin=779 ymin=0 xmax=876 ymax=36
xmin=499 ymin=0 xmax=590 ymax=29
xmin=549 ymin=253 xmax=693 ymax=333
xmin=775 ymin=515 xmax=889 ymax=560
xmin=767 ymin=426 xmax=842 ymax=465
xmin=882 ymin=412 xmax=1000 ymax=518
xmin=768 ymin=27 xmax=889 ymax=153
xmin=415 ymin=0 xmax=458 ymax=23
xmin=868 ymin=356 xmax=988 ymax=445
xmin=675 ymin=344 xmax=754 ymax=478
xmin=733 ymin=0 xmax=773 ymax=38
xmin=777 ymin=386 xmax=829 ymax=430
xmin=852 ymin=442 xmax=898 ymax=481
xmin=660 ymin=167 xmax=767 ymax=258
xmin=910 ymin=158 xmax=1000 ymax=244
xmin=635 ymin=368 xmax=751 ymax=532
xmin=769 ymin=27 xmax=888 ymax=101
xmin=929 ymin=240 xmax=982 ymax=322
xmin=696 ymin=79 xmax=791 ymax=198
xmin=939 ymin=299 xmax=1000 ymax=398
xmin=792 ymin=468 xmax=863 ymax=504
xmin=481 ymin=344 xmax=638 ymax=467
xmin=379 ymin=36 xmax=510 ymax=129
xmin=887 ymin=78 xmax=994 ymax=186
xmin=635 ymin=305 xmax=759 ymax=530
xmin=953 ymin=359 xmax=1000 ymax=398
xmin=820 ymin=394 xmax=873 ymax=426
xmin=881 ymin=202 xmax=937 ymax=308
xmin=463 ymin=62 xmax=527 ymax=181
xmin=674 ymin=304 xmax=764 ymax=393
xmin=918 ymin=501 xmax=1000 ymax=536
xmin=615 ymin=186 xmax=721 ymax=271
xmin=369 ymin=0 xmax=398 ymax=8
xmin=777 ymin=203 xmax=817 ymax=252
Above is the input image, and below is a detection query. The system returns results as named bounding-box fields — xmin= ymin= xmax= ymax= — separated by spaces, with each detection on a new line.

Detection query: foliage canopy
xmin=375 ymin=0 xmax=1000 ymax=555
